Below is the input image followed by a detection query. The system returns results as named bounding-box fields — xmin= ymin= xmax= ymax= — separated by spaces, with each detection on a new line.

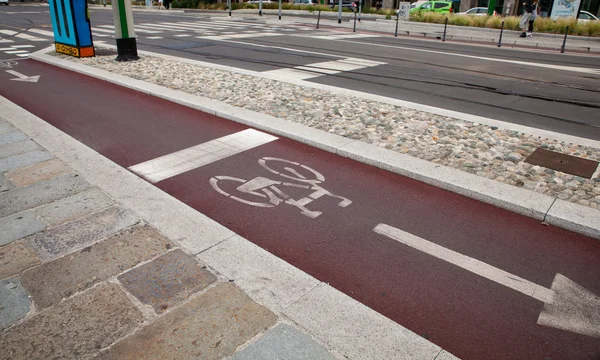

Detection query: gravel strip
xmin=57 ymin=50 xmax=600 ymax=210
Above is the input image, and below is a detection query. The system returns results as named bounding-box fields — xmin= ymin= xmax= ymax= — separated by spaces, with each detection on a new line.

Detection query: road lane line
xmin=373 ymin=223 xmax=555 ymax=303
xmin=28 ymin=28 xmax=55 ymax=37
xmin=129 ymin=129 xmax=278 ymax=183
xmin=332 ymin=38 xmax=600 ymax=75
xmin=265 ymin=57 xmax=386 ymax=80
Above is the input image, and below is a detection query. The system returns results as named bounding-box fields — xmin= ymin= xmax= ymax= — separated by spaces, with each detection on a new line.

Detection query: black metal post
xmin=561 ymin=26 xmax=569 ymax=53
xmin=353 ymin=9 xmax=357 ymax=32
xmin=395 ymin=14 xmax=399 ymax=37
xmin=317 ymin=10 xmax=321 ymax=28
xmin=442 ymin=17 xmax=448 ymax=42
xmin=497 ymin=21 xmax=504 ymax=47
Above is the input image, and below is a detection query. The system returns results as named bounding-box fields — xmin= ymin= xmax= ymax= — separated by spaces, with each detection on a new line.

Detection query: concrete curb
xmin=29 ymin=48 xmax=600 ymax=239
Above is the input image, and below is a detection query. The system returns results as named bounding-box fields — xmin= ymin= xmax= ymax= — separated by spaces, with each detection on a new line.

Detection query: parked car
xmin=410 ymin=1 xmax=427 ymax=9
xmin=457 ymin=7 xmax=489 ymax=15
xmin=0 ymin=0 xmax=9 ymax=6
xmin=578 ymin=10 xmax=599 ymax=22
xmin=247 ymin=0 xmax=272 ymax=3
xmin=294 ymin=0 xmax=319 ymax=4
xmin=410 ymin=1 xmax=453 ymax=14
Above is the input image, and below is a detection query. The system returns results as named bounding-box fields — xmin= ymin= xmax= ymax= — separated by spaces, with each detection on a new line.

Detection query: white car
xmin=410 ymin=1 xmax=427 ymax=9
xmin=457 ymin=7 xmax=489 ymax=15
xmin=247 ymin=0 xmax=272 ymax=3
xmin=0 ymin=0 xmax=9 ymax=6
xmin=578 ymin=10 xmax=599 ymax=22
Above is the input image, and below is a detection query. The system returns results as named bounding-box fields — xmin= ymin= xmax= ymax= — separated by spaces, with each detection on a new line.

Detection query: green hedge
xmin=409 ymin=12 xmax=599 ymax=36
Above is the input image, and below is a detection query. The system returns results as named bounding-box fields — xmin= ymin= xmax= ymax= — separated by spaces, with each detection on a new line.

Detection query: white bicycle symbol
xmin=210 ymin=157 xmax=352 ymax=219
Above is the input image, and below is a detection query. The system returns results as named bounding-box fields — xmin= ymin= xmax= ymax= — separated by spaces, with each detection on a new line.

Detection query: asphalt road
xmin=2 ymin=59 xmax=600 ymax=360
xmin=1 ymin=4 xmax=600 ymax=140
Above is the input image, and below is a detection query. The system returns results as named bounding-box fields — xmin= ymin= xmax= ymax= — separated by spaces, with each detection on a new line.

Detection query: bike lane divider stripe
xmin=128 ymin=129 xmax=278 ymax=183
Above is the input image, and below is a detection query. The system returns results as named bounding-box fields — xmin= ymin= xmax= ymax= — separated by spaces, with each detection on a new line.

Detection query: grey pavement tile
xmin=25 ymin=206 xmax=139 ymax=261
xmin=0 ymin=173 xmax=15 ymax=193
xmin=0 ymin=283 xmax=143 ymax=360
xmin=0 ymin=211 xmax=46 ymax=247
xmin=0 ymin=278 xmax=31 ymax=331
xmin=21 ymin=225 xmax=173 ymax=310
xmin=5 ymin=158 xmax=72 ymax=187
xmin=0 ymin=173 xmax=92 ymax=218
xmin=0 ymin=242 xmax=40 ymax=280
xmin=34 ymin=187 xmax=115 ymax=226
xmin=96 ymin=283 xmax=277 ymax=360
xmin=0 ymin=150 xmax=54 ymax=173
xmin=232 ymin=323 xmax=335 ymax=360
xmin=118 ymin=249 xmax=216 ymax=314
xmin=0 ymin=131 xmax=28 ymax=146
xmin=0 ymin=139 xmax=40 ymax=159
xmin=0 ymin=122 xmax=17 ymax=135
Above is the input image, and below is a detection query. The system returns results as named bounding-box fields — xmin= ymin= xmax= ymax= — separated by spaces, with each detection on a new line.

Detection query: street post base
xmin=115 ymin=38 xmax=139 ymax=62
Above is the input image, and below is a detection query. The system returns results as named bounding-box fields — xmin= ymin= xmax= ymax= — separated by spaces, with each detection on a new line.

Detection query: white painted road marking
xmin=6 ymin=70 xmax=40 ymax=83
xmin=129 ymin=129 xmax=278 ymax=183
xmin=374 ymin=223 xmax=600 ymax=338
xmin=210 ymin=157 xmax=351 ymax=218
xmin=333 ymin=39 xmax=600 ymax=75
xmin=264 ymin=58 xmax=386 ymax=80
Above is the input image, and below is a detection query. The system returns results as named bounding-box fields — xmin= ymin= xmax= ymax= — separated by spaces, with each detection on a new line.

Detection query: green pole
xmin=487 ymin=0 xmax=496 ymax=15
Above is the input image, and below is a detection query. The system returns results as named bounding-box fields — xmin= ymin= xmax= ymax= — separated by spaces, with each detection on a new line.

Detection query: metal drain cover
xmin=525 ymin=148 xmax=599 ymax=179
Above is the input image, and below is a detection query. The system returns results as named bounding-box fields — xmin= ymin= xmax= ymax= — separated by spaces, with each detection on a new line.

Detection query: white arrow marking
xmin=373 ymin=223 xmax=600 ymax=338
xmin=6 ymin=70 xmax=40 ymax=83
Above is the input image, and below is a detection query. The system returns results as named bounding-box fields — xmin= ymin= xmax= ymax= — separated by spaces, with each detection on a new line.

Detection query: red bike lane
xmin=2 ymin=59 xmax=599 ymax=360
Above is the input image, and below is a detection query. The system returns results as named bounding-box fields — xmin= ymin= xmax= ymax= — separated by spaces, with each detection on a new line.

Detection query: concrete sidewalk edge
xmin=29 ymin=48 xmax=600 ymax=240
xmin=0 ymin=97 xmax=456 ymax=359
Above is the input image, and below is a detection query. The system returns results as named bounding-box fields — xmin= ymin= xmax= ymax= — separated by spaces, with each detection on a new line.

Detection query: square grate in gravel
xmin=525 ymin=148 xmax=599 ymax=179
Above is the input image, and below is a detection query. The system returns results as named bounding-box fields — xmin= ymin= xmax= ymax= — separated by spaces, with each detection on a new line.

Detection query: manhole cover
xmin=525 ymin=148 xmax=599 ymax=179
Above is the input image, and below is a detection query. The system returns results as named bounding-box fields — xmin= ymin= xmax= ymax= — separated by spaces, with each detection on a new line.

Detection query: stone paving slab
xmin=0 ymin=150 xmax=54 ymax=173
xmin=0 ymin=131 xmax=28 ymax=146
xmin=0 ymin=173 xmax=14 ymax=193
xmin=34 ymin=187 xmax=115 ymax=226
xmin=21 ymin=225 xmax=173 ymax=310
xmin=96 ymin=283 xmax=277 ymax=360
xmin=5 ymin=158 xmax=72 ymax=187
xmin=118 ymin=249 xmax=217 ymax=314
xmin=0 ymin=279 xmax=31 ymax=331
xmin=0 ymin=283 xmax=143 ymax=360
xmin=0 ymin=139 xmax=40 ymax=159
xmin=0 ymin=173 xmax=92 ymax=218
xmin=232 ymin=323 xmax=335 ymax=360
xmin=0 ymin=211 xmax=46 ymax=247
xmin=0 ymin=122 xmax=17 ymax=135
xmin=0 ymin=242 xmax=40 ymax=280
xmin=25 ymin=206 xmax=139 ymax=261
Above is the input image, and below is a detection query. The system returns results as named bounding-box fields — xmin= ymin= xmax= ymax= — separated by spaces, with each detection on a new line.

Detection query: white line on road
xmin=373 ymin=223 xmax=555 ymax=303
xmin=264 ymin=57 xmax=386 ymax=80
xmin=129 ymin=129 xmax=278 ymax=183
xmin=373 ymin=223 xmax=600 ymax=338
xmin=332 ymin=38 xmax=600 ymax=75
xmin=27 ymin=28 xmax=55 ymax=37
xmin=11 ymin=45 xmax=35 ymax=48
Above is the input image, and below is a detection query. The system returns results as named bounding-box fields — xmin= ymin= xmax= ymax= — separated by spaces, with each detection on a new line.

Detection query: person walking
xmin=527 ymin=0 xmax=541 ymax=37
xmin=519 ymin=0 xmax=533 ymax=37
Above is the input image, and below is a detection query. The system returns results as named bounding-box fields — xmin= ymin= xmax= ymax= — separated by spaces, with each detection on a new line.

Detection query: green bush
xmin=448 ymin=15 xmax=473 ymax=26
xmin=172 ymin=0 xmax=200 ymax=8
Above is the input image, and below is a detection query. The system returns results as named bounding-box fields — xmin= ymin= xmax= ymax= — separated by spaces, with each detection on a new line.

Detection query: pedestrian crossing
xmin=0 ymin=18 xmax=378 ymax=58
xmin=90 ymin=19 xmax=316 ymax=40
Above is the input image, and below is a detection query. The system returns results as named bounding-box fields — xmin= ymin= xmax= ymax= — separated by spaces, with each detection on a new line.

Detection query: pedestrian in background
xmin=527 ymin=0 xmax=541 ymax=37
xmin=519 ymin=0 xmax=533 ymax=37
xmin=163 ymin=0 xmax=170 ymax=9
